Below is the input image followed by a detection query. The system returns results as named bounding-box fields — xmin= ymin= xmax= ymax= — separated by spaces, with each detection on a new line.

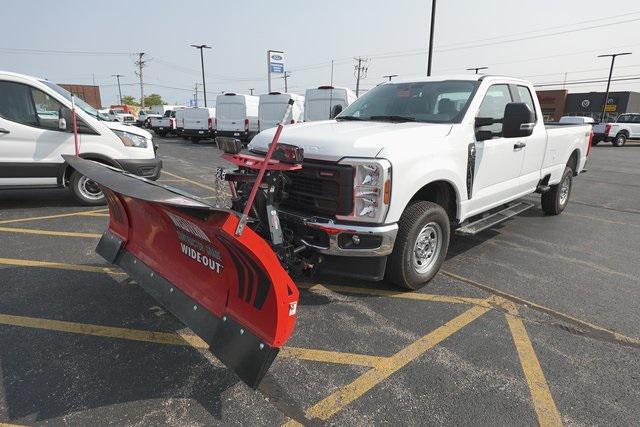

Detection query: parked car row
xmin=146 ymin=85 xmax=357 ymax=143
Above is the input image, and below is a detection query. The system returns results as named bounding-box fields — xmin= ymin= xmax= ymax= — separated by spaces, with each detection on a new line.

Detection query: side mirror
xmin=58 ymin=118 xmax=67 ymax=131
xmin=502 ymin=102 xmax=535 ymax=138
xmin=475 ymin=130 xmax=494 ymax=141
xmin=474 ymin=116 xmax=495 ymax=128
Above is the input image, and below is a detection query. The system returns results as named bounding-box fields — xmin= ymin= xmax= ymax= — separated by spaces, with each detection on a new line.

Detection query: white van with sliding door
xmin=303 ymin=86 xmax=357 ymax=121
xmin=0 ymin=71 xmax=161 ymax=205
xmin=183 ymin=107 xmax=216 ymax=142
xmin=258 ymin=92 xmax=304 ymax=131
xmin=215 ymin=93 xmax=259 ymax=142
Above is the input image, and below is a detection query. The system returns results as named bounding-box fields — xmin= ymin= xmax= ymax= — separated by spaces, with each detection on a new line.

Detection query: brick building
xmin=58 ymin=84 xmax=102 ymax=109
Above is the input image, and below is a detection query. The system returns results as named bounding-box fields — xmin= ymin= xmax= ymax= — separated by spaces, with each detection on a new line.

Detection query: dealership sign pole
xmin=267 ymin=50 xmax=285 ymax=93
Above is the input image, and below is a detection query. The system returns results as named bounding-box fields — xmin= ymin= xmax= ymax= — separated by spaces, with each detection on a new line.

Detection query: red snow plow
xmin=63 ymin=101 xmax=305 ymax=388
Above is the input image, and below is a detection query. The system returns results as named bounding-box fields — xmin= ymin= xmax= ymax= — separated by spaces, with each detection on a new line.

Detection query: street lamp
xmin=190 ymin=44 xmax=212 ymax=107
xmin=597 ymin=52 xmax=631 ymax=121
xmin=111 ymin=74 xmax=124 ymax=104
xmin=383 ymin=74 xmax=399 ymax=82
xmin=427 ymin=0 xmax=436 ymax=76
xmin=466 ymin=67 xmax=488 ymax=74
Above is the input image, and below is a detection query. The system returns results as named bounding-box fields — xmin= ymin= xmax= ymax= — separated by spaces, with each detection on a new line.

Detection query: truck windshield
xmin=337 ymin=80 xmax=478 ymax=124
xmin=39 ymin=80 xmax=101 ymax=119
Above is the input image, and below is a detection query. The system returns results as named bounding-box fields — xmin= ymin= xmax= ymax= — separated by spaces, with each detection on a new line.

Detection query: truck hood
xmin=104 ymin=120 xmax=152 ymax=139
xmin=248 ymin=120 xmax=452 ymax=162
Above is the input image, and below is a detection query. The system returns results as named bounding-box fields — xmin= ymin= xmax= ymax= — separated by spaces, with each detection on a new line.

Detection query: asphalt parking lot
xmin=0 ymin=136 xmax=639 ymax=425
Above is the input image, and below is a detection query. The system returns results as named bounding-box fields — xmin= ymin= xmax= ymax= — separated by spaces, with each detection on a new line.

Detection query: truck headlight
xmin=112 ymin=129 xmax=148 ymax=148
xmin=338 ymin=158 xmax=392 ymax=223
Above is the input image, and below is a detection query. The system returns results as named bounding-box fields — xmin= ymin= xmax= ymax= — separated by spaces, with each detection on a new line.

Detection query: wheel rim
xmin=412 ymin=222 xmax=443 ymax=274
xmin=559 ymin=174 xmax=571 ymax=206
xmin=78 ymin=176 xmax=104 ymax=201
xmin=617 ymin=135 xmax=625 ymax=145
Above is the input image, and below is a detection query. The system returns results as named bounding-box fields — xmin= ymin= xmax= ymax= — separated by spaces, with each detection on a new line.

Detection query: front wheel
xmin=612 ymin=133 xmax=627 ymax=147
xmin=69 ymin=170 xmax=106 ymax=206
xmin=541 ymin=166 xmax=572 ymax=215
xmin=386 ymin=201 xmax=450 ymax=290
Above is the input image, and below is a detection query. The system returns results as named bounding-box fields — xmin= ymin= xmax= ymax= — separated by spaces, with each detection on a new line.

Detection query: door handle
xmin=0 ymin=128 xmax=9 ymax=134
xmin=513 ymin=142 xmax=526 ymax=149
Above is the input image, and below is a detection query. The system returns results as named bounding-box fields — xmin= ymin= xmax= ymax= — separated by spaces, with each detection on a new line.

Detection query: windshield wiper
xmin=369 ymin=115 xmax=416 ymax=122
xmin=335 ymin=115 xmax=364 ymax=121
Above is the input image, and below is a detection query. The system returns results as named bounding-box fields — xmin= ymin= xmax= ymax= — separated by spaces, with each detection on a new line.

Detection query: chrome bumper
xmin=301 ymin=220 xmax=398 ymax=257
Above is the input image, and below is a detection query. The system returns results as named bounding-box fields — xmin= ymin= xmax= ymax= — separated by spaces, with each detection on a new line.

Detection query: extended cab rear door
xmin=513 ymin=84 xmax=546 ymax=189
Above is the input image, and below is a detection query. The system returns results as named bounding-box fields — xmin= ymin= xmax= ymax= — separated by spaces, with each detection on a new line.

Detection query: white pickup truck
xmin=249 ymin=75 xmax=592 ymax=289
xmin=593 ymin=113 xmax=640 ymax=146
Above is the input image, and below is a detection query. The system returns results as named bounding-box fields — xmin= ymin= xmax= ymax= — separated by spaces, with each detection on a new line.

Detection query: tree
xmin=144 ymin=93 xmax=165 ymax=106
xmin=120 ymin=95 xmax=139 ymax=106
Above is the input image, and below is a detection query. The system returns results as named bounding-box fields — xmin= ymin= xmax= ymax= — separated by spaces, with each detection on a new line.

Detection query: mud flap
xmin=65 ymin=156 xmax=299 ymax=388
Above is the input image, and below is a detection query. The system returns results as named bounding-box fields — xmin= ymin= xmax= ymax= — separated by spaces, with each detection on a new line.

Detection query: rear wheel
xmin=386 ymin=201 xmax=450 ymax=290
xmin=69 ymin=170 xmax=106 ymax=206
xmin=541 ymin=166 xmax=572 ymax=215
xmin=612 ymin=133 xmax=627 ymax=147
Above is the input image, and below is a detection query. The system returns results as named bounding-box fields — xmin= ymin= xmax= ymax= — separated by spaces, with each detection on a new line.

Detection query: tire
xmin=612 ymin=133 xmax=627 ymax=147
xmin=541 ymin=166 xmax=572 ymax=215
xmin=69 ymin=170 xmax=106 ymax=206
xmin=591 ymin=140 xmax=600 ymax=146
xmin=386 ymin=201 xmax=450 ymax=290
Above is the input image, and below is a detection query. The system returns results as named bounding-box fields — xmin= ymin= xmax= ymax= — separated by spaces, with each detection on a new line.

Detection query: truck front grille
xmin=282 ymin=162 xmax=354 ymax=217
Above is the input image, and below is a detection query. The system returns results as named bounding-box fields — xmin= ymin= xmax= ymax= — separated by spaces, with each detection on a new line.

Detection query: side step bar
xmin=456 ymin=201 xmax=534 ymax=236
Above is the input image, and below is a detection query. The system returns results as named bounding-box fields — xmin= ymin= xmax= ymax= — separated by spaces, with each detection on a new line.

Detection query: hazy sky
xmin=2 ymin=0 xmax=640 ymax=106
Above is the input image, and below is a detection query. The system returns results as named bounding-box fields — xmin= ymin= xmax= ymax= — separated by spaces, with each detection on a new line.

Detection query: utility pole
xmin=597 ymin=52 xmax=632 ymax=122
xmin=111 ymin=74 xmax=124 ymax=104
xmin=249 ymin=88 xmax=255 ymax=95
xmin=427 ymin=0 xmax=436 ymax=76
xmin=330 ymin=59 xmax=334 ymax=86
xmin=282 ymin=71 xmax=291 ymax=92
xmin=191 ymin=44 xmax=212 ymax=107
xmin=466 ymin=67 xmax=487 ymax=74
xmin=194 ymin=83 xmax=199 ymax=107
xmin=354 ymin=57 xmax=369 ymax=97
xmin=383 ymin=74 xmax=398 ymax=82
xmin=135 ymin=52 xmax=147 ymax=108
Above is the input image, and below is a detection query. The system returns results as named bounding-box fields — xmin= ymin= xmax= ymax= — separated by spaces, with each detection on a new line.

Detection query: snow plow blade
xmin=64 ymin=156 xmax=299 ymax=388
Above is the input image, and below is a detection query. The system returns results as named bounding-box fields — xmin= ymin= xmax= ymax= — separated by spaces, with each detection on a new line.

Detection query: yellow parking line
xmin=0 ymin=422 xmax=28 ymax=427
xmin=507 ymin=314 xmax=563 ymax=426
xmin=162 ymin=171 xmax=217 ymax=192
xmin=303 ymin=303 xmax=491 ymax=421
xmin=0 ymin=257 xmax=125 ymax=275
xmin=157 ymin=178 xmax=185 ymax=183
xmin=441 ymin=269 xmax=640 ymax=348
xmin=0 ymin=226 xmax=101 ymax=239
xmin=0 ymin=209 xmax=107 ymax=225
xmin=300 ymin=283 xmax=489 ymax=307
xmin=79 ymin=212 xmax=110 ymax=217
xmin=0 ymin=313 xmax=386 ymax=368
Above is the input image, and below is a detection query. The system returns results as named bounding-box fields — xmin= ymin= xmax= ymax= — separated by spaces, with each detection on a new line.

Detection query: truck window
xmin=477 ymin=84 xmax=513 ymax=134
xmin=0 ymin=81 xmax=39 ymax=127
xmin=30 ymin=87 xmax=68 ymax=130
xmin=516 ymin=86 xmax=537 ymax=121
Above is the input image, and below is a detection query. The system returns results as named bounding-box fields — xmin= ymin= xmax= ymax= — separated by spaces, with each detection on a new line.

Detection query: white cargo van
xmin=175 ymin=108 xmax=186 ymax=136
xmin=303 ymin=86 xmax=357 ymax=122
xmin=183 ymin=107 xmax=215 ymax=142
xmin=215 ymin=93 xmax=259 ymax=142
xmin=258 ymin=92 xmax=304 ymax=131
xmin=0 ymin=71 xmax=161 ymax=205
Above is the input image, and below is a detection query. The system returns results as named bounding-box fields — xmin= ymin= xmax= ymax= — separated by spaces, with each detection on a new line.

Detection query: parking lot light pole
xmin=383 ymin=74 xmax=399 ymax=82
xmin=427 ymin=0 xmax=436 ymax=76
xmin=111 ymin=74 xmax=124 ymax=104
xmin=597 ymin=52 xmax=631 ymax=121
xmin=466 ymin=67 xmax=488 ymax=74
xmin=191 ymin=44 xmax=212 ymax=107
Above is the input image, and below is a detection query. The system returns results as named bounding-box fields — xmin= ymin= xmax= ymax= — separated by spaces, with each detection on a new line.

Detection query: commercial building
xmin=564 ymin=91 xmax=640 ymax=122
xmin=58 ymin=84 xmax=102 ymax=109
xmin=535 ymin=90 xmax=568 ymax=122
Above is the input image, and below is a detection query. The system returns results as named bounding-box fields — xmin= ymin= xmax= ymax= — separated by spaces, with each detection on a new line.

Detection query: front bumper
xmin=280 ymin=211 xmax=398 ymax=257
xmin=117 ymin=157 xmax=162 ymax=180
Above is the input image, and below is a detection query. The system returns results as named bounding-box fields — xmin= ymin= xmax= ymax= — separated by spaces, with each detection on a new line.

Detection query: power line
xmin=354 ymin=57 xmax=369 ymax=97
xmin=0 ymin=47 xmax=131 ymax=56
xmin=533 ymin=75 xmax=640 ymax=87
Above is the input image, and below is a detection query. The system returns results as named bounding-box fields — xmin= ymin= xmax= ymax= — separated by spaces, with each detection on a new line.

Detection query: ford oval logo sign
xmin=271 ymin=54 xmax=283 ymax=60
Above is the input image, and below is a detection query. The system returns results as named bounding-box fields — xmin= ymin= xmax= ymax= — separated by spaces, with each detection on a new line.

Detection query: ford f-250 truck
xmin=593 ymin=113 xmax=640 ymax=146
xmin=248 ymin=75 xmax=592 ymax=289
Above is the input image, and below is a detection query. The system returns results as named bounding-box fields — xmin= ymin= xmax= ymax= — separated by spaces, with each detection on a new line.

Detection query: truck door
xmin=514 ymin=85 xmax=545 ymax=189
xmin=471 ymin=84 xmax=525 ymax=208
xmin=0 ymin=81 xmax=73 ymax=187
